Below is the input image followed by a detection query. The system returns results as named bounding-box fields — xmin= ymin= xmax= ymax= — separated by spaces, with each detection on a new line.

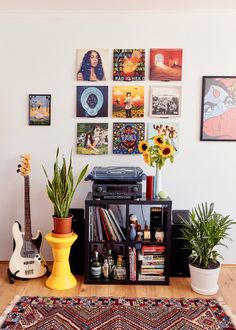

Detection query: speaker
xmin=170 ymin=223 xmax=191 ymax=277
xmin=172 ymin=209 xmax=190 ymax=224
xmin=69 ymin=208 xmax=85 ymax=275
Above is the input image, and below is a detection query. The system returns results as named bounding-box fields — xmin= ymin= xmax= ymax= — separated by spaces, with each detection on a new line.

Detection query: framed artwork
xmin=76 ymin=49 xmax=108 ymax=81
xmin=76 ymin=86 xmax=108 ymax=117
xmin=148 ymin=121 xmax=179 ymax=153
xmin=113 ymin=122 xmax=145 ymax=154
xmin=112 ymin=86 xmax=144 ymax=119
xmin=200 ymin=76 xmax=236 ymax=141
xmin=150 ymin=86 xmax=181 ymax=118
xmin=77 ymin=123 xmax=108 ymax=155
xmin=113 ymin=49 xmax=145 ymax=81
xmin=149 ymin=48 xmax=183 ymax=81
xmin=29 ymin=94 xmax=51 ymax=126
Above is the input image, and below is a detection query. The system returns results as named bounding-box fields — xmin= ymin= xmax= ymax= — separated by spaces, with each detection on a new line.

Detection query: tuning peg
xmin=17 ymin=164 xmax=21 ymax=168
xmin=16 ymin=169 xmax=20 ymax=173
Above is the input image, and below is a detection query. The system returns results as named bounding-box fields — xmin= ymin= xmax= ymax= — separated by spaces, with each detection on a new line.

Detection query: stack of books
xmin=89 ymin=206 xmax=126 ymax=242
xmin=138 ymin=245 xmax=165 ymax=281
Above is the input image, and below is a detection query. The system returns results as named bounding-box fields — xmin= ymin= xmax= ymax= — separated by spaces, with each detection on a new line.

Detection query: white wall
xmin=1 ymin=10 xmax=236 ymax=262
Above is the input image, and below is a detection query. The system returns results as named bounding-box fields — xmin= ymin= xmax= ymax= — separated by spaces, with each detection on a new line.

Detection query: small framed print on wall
xmin=150 ymin=86 xmax=181 ymax=118
xmin=200 ymin=76 xmax=236 ymax=141
xmin=29 ymin=94 xmax=51 ymax=126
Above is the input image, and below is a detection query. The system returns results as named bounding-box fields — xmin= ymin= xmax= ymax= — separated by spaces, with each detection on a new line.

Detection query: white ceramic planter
xmin=189 ymin=263 xmax=221 ymax=295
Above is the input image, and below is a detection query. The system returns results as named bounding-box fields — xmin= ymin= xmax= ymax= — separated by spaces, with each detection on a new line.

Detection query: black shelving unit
xmin=84 ymin=192 xmax=172 ymax=285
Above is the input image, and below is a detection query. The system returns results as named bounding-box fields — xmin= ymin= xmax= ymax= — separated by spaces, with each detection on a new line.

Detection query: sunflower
xmin=138 ymin=141 xmax=149 ymax=153
xmin=143 ymin=151 xmax=151 ymax=165
xmin=153 ymin=135 xmax=164 ymax=147
xmin=158 ymin=145 xmax=174 ymax=158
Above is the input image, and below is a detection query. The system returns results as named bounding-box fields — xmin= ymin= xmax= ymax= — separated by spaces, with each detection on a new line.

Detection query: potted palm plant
xmin=180 ymin=202 xmax=235 ymax=295
xmin=43 ymin=148 xmax=88 ymax=235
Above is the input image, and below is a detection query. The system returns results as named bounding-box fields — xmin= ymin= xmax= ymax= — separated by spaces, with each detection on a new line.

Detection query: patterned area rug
xmin=0 ymin=296 xmax=235 ymax=330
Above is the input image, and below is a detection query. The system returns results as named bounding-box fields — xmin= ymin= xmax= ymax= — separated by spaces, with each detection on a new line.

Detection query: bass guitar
xmin=8 ymin=154 xmax=47 ymax=282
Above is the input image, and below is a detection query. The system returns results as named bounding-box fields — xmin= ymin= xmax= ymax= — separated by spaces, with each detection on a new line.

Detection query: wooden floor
xmin=1 ymin=263 xmax=236 ymax=316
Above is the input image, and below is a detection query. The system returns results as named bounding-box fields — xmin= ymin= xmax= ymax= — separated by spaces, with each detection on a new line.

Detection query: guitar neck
xmin=24 ymin=176 xmax=32 ymax=240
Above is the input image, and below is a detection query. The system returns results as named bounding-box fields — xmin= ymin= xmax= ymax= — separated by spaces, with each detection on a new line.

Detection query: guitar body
xmin=9 ymin=221 xmax=47 ymax=278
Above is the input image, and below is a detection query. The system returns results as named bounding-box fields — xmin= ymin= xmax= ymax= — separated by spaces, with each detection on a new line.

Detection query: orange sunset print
xmin=112 ymin=86 xmax=145 ymax=118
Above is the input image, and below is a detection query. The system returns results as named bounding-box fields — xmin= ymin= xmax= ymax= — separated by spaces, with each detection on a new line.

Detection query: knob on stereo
xmin=132 ymin=186 xmax=138 ymax=192
xmin=96 ymin=186 xmax=103 ymax=193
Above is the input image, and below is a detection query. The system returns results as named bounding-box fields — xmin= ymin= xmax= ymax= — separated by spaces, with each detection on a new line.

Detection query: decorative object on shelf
xmin=91 ymin=245 xmax=102 ymax=279
xmin=102 ymin=259 xmax=109 ymax=279
xmin=200 ymin=76 xmax=236 ymax=141
xmin=43 ymin=147 xmax=88 ymax=234
xmin=129 ymin=224 xmax=137 ymax=241
xmin=154 ymin=227 xmax=164 ymax=242
xmin=113 ymin=255 xmax=126 ymax=280
xmin=158 ymin=190 xmax=169 ymax=199
xmin=138 ymin=132 xmax=175 ymax=197
xmin=146 ymin=175 xmax=154 ymax=199
xmin=136 ymin=231 xmax=143 ymax=241
xmin=143 ymin=230 xmax=151 ymax=240
xmin=29 ymin=94 xmax=51 ymax=126
xmin=129 ymin=214 xmax=138 ymax=227
xmin=180 ymin=202 xmax=236 ymax=295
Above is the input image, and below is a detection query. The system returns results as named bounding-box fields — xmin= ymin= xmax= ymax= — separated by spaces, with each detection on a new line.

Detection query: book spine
xmin=96 ymin=206 xmax=104 ymax=241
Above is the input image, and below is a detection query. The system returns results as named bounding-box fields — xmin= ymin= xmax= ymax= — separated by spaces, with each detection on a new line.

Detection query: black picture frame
xmin=200 ymin=76 xmax=236 ymax=141
xmin=29 ymin=94 xmax=51 ymax=126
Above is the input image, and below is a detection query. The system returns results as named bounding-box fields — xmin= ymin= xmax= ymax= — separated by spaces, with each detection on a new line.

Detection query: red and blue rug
xmin=0 ymin=296 xmax=235 ymax=329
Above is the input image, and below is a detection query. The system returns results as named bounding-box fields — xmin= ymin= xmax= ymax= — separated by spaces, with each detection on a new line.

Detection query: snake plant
xmin=43 ymin=147 xmax=88 ymax=218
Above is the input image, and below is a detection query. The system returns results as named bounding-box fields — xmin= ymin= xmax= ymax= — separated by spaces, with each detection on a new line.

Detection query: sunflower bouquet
xmin=138 ymin=135 xmax=175 ymax=169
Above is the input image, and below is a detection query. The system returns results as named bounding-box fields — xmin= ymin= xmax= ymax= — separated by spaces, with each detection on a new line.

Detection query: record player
xmin=85 ymin=166 xmax=145 ymax=199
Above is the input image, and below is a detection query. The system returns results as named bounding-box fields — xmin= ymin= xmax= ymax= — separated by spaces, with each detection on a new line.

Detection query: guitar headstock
xmin=17 ymin=154 xmax=31 ymax=176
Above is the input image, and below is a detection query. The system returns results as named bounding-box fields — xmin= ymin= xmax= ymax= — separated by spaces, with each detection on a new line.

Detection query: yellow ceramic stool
xmin=45 ymin=232 xmax=77 ymax=290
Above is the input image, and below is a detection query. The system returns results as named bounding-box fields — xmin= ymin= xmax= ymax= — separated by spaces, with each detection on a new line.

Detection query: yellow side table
xmin=45 ymin=232 xmax=78 ymax=290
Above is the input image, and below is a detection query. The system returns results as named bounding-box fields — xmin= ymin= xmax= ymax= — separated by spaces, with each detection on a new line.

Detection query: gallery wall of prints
xmin=1 ymin=11 xmax=236 ymax=262
xmin=75 ymin=48 xmax=182 ymax=156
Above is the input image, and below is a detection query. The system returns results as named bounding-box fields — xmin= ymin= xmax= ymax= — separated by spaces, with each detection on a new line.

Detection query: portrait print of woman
xmin=76 ymin=49 xmax=108 ymax=81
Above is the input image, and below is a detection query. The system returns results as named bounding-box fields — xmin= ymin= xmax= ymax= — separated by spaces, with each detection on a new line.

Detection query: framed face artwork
xmin=76 ymin=49 xmax=108 ymax=81
xmin=113 ymin=49 xmax=145 ymax=81
xmin=77 ymin=123 xmax=108 ymax=155
xmin=113 ymin=122 xmax=145 ymax=154
xmin=200 ymin=76 xmax=236 ymax=141
xmin=150 ymin=86 xmax=181 ymax=118
xmin=76 ymin=86 xmax=108 ymax=117
xmin=29 ymin=94 xmax=51 ymax=126
xmin=148 ymin=121 xmax=179 ymax=153
xmin=112 ymin=86 xmax=144 ymax=119
xmin=149 ymin=48 xmax=183 ymax=81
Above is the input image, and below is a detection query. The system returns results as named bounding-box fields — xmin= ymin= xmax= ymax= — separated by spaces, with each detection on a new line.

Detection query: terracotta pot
xmin=53 ymin=214 xmax=73 ymax=234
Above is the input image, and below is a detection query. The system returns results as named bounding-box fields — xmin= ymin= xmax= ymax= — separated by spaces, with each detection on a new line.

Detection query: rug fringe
xmin=218 ymin=296 xmax=236 ymax=328
xmin=0 ymin=295 xmax=21 ymax=327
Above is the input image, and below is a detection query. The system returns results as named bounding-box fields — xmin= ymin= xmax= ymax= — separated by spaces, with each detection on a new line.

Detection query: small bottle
xmin=91 ymin=245 xmax=101 ymax=279
xmin=113 ymin=255 xmax=126 ymax=280
xmin=102 ymin=259 xmax=109 ymax=279
xmin=107 ymin=249 xmax=114 ymax=276
xmin=130 ymin=224 xmax=136 ymax=241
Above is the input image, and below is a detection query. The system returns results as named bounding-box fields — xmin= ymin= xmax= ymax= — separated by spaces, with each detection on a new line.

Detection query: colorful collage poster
xmin=113 ymin=49 xmax=145 ymax=81
xmin=112 ymin=86 xmax=144 ymax=118
xmin=149 ymin=49 xmax=183 ymax=81
xmin=113 ymin=122 xmax=145 ymax=154
xmin=148 ymin=121 xmax=179 ymax=153
xmin=76 ymin=86 xmax=108 ymax=117
xmin=77 ymin=123 xmax=108 ymax=155
xmin=76 ymin=49 xmax=108 ymax=81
